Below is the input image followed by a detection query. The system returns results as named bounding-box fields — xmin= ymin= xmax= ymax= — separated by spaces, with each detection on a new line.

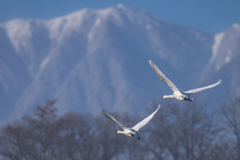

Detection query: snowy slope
xmin=199 ymin=23 xmax=240 ymax=102
xmin=0 ymin=24 xmax=32 ymax=121
xmin=0 ymin=4 xmax=214 ymax=122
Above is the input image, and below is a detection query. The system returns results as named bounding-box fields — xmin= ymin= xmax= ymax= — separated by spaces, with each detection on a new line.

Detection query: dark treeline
xmin=0 ymin=97 xmax=240 ymax=160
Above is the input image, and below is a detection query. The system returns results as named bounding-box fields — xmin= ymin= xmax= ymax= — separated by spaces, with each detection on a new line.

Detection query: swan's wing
xmin=184 ymin=79 xmax=222 ymax=94
xmin=149 ymin=60 xmax=180 ymax=92
xmin=131 ymin=105 xmax=160 ymax=131
xmin=100 ymin=109 xmax=128 ymax=130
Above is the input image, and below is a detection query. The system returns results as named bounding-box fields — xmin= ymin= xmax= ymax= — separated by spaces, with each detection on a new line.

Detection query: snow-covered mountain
xmin=0 ymin=4 xmax=232 ymax=123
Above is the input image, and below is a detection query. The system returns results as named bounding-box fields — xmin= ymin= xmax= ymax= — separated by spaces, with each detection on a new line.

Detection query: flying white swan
xmin=100 ymin=105 xmax=160 ymax=140
xmin=149 ymin=60 xmax=222 ymax=101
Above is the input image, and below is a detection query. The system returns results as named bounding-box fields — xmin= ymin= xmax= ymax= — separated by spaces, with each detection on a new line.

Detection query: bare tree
xmin=53 ymin=112 xmax=95 ymax=160
xmin=220 ymin=96 xmax=240 ymax=160
xmin=0 ymin=99 xmax=60 ymax=160
xmin=0 ymin=100 xmax=133 ymax=160
xmin=148 ymin=100 xmax=220 ymax=160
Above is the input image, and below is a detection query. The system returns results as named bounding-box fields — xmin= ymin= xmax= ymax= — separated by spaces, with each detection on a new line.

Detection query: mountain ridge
xmin=0 ymin=4 xmax=237 ymax=123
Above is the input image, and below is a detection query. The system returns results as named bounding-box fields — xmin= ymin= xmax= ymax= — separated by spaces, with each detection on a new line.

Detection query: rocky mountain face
xmin=1 ymin=4 xmax=237 ymax=123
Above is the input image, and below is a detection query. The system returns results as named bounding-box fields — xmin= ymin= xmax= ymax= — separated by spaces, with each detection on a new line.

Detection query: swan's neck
xmin=117 ymin=130 xmax=125 ymax=135
xmin=163 ymin=95 xmax=174 ymax=99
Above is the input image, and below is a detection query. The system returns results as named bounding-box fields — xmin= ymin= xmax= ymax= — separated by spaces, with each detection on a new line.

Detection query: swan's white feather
xmin=184 ymin=79 xmax=222 ymax=94
xmin=131 ymin=105 xmax=160 ymax=131
xmin=149 ymin=60 xmax=180 ymax=92
xmin=100 ymin=109 xmax=128 ymax=130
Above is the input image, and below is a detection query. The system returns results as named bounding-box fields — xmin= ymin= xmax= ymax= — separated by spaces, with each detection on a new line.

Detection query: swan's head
xmin=116 ymin=130 xmax=121 ymax=134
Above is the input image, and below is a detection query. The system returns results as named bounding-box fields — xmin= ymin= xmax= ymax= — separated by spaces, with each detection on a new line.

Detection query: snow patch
xmin=211 ymin=32 xmax=225 ymax=62
xmin=87 ymin=15 xmax=102 ymax=42
xmin=95 ymin=18 xmax=101 ymax=26
xmin=117 ymin=3 xmax=124 ymax=8
xmin=40 ymin=54 xmax=51 ymax=70
xmin=233 ymin=23 xmax=240 ymax=31
xmin=225 ymin=56 xmax=231 ymax=63
xmin=146 ymin=24 xmax=152 ymax=30
xmin=225 ymin=50 xmax=232 ymax=63
xmin=98 ymin=6 xmax=113 ymax=16
xmin=5 ymin=20 xmax=32 ymax=53
xmin=48 ymin=9 xmax=88 ymax=42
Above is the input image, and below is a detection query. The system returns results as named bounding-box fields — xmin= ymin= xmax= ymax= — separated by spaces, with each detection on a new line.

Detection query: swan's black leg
xmin=187 ymin=99 xmax=192 ymax=102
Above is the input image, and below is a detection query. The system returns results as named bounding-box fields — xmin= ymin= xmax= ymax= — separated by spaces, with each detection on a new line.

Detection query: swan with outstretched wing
xmin=149 ymin=60 xmax=222 ymax=101
xmin=100 ymin=105 xmax=160 ymax=140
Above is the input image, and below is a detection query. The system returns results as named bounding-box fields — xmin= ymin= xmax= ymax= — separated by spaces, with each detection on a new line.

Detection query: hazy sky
xmin=0 ymin=0 xmax=239 ymax=34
